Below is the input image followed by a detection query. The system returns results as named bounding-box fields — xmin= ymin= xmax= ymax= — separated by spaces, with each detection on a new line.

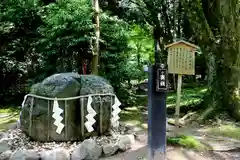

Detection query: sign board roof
xmin=165 ymin=40 xmax=199 ymax=50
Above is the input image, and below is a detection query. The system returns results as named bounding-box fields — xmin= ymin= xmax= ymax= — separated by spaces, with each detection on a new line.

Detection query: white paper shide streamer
xmin=52 ymin=98 xmax=64 ymax=134
xmin=19 ymin=95 xmax=29 ymax=126
xmin=111 ymin=96 xmax=121 ymax=127
xmin=21 ymin=95 xmax=28 ymax=108
xmin=85 ymin=96 xmax=97 ymax=132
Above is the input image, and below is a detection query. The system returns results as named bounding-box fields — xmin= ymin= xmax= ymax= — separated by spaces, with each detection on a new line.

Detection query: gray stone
xmin=0 ymin=150 xmax=12 ymax=160
xmin=102 ymin=143 xmax=119 ymax=156
xmin=10 ymin=150 xmax=39 ymax=160
xmin=71 ymin=145 xmax=87 ymax=160
xmin=0 ymin=132 xmax=7 ymax=139
xmin=40 ymin=149 xmax=70 ymax=160
xmin=16 ymin=120 xmax=21 ymax=129
xmin=8 ymin=123 xmax=17 ymax=130
xmin=0 ymin=138 xmax=11 ymax=154
xmin=20 ymin=73 xmax=114 ymax=142
xmin=71 ymin=139 xmax=102 ymax=160
xmin=118 ymin=134 xmax=135 ymax=151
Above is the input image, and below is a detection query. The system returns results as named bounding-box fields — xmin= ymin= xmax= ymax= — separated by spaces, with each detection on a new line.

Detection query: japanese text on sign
xmin=167 ymin=47 xmax=195 ymax=75
xmin=156 ymin=66 xmax=167 ymax=92
xmin=166 ymin=41 xmax=197 ymax=75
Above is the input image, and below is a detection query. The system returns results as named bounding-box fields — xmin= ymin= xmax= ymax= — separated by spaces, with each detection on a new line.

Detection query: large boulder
xmin=20 ymin=73 xmax=114 ymax=142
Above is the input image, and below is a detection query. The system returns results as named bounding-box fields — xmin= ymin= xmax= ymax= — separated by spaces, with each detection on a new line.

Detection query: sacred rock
xmin=20 ymin=73 xmax=114 ymax=142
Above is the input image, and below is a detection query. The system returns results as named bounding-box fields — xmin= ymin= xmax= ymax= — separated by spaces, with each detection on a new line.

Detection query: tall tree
xmin=100 ymin=0 xmax=193 ymax=88
xmin=92 ymin=0 xmax=100 ymax=75
xmin=101 ymin=0 xmax=176 ymax=54
xmin=182 ymin=0 xmax=240 ymax=119
xmin=0 ymin=0 xmax=44 ymax=103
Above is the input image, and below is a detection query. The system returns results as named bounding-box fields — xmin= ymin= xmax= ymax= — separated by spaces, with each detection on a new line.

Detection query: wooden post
xmin=80 ymin=98 xmax=85 ymax=139
xmin=64 ymin=100 xmax=68 ymax=138
xmin=91 ymin=0 xmax=100 ymax=75
xmin=99 ymin=95 xmax=103 ymax=135
xmin=175 ymin=74 xmax=182 ymax=127
xmin=29 ymin=97 xmax=34 ymax=137
xmin=47 ymin=100 xmax=51 ymax=140
xmin=110 ymin=95 xmax=113 ymax=129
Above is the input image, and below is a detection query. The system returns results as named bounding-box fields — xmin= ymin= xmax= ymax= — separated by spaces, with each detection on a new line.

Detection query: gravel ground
xmin=100 ymin=143 xmax=240 ymax=160
xmin=1 ymin=123 xmax=240 ymax=160
xmin=1 ymin=124 xmax=128 ymax=153
xmin=100 ymin=130 xmax=240 ymax=160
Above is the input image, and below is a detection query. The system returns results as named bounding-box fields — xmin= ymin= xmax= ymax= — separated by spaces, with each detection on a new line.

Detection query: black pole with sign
xmin=148 ymin=35 xmax=168 ymax=159
xmin=148 ymin=64 xmax=167 ymax=159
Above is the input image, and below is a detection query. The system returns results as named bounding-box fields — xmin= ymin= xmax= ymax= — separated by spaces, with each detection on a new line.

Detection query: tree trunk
xmin=207 ymin=1 xmax=240 ymax=119
xmin=177 ymin=1 xmax=182 ymax=39
xmin=182 ymin=0 xmax=240 ymax=120
xmin=137 ymin=43 xmax=141 ymax=83
xmin=173 ymin=74 xmax=177 ymax=91
xmin=92 ymin=0 xmax=100 ymax=75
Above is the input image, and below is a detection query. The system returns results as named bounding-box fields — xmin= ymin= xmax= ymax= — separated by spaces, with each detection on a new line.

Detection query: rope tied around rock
xmin=20 ymin=93 xmax=121 ymax=139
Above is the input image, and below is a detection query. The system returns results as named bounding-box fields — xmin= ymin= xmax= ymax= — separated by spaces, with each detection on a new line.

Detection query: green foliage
xmin=99 ymin=13 xmax=130 ymax=87
xmin=0 ymin=0 xmax=44 ymax=103
xmin=128 ymin=25 xmax=154 ymax=63
xmin=36 ymin=0 xmax=142 ymax=99
xmin=124 ymin=24 xmax=153 ymax=81
xmin=1 ymin=0 xmax=153 ymax=105
xmin=120 ymin=106 xmax=147 ymax=129
xmin=0 ymin=0 xmax=42 ymax=71
xmin=167 ymin=86 xmax=207 ymax=110
xmin=35 ymin=0 xmax=94 ymax=79
xmin=167 ymin=135 xmax=206 ymax=150
xmin=99 ymin=18 xmax=153 ymax=103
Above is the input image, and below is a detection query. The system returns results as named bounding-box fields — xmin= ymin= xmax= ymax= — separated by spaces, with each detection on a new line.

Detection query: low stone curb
xmin=0 ymin=134 xmax=135 ymax=160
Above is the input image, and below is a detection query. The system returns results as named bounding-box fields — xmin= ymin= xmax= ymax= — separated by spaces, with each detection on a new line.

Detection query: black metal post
xmin=148 ymin=66 xmax=167 ymax=160
xmin=148 ymin=28 xmax=167 ymax=159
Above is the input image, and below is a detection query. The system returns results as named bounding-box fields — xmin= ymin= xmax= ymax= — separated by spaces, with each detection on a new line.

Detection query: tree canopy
xmin=0 ymin=0 xmax=240 ymax=120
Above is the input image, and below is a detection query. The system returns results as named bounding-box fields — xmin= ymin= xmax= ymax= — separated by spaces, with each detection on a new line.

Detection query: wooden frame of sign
xmin=165 ymin=40 xmax=199 ymax=127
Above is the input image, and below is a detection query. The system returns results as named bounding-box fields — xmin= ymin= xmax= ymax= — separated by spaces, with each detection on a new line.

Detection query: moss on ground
xmin=167 ymin=135 xmax=207 ymax=151
xmin=120 ymin=106 xmax=147 ymax=129
xmin=0 ymin=107 xmax=19 ymax=132
xmin=167 ymin=87 xmax=207 ymax=108
xmin=0 ymin=107 xmax=20 ymax=113
xmin=206 ymin=124 xmax=240 ymax=140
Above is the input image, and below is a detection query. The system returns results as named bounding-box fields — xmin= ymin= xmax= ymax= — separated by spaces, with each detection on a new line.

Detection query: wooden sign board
xmin=166 ymin=40 xmax=198 ymax=75
xmin=165 ymin=40 xmax=199 ymax=127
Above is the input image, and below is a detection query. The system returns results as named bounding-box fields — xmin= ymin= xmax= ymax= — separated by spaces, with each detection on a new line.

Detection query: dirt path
xmin=99 ymin=115 xmax=240 ymax=160
xmin=100 ymin=130 xmax=240 ymax=160
xmin=100 ymin=132 xmax=207 ymax=160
